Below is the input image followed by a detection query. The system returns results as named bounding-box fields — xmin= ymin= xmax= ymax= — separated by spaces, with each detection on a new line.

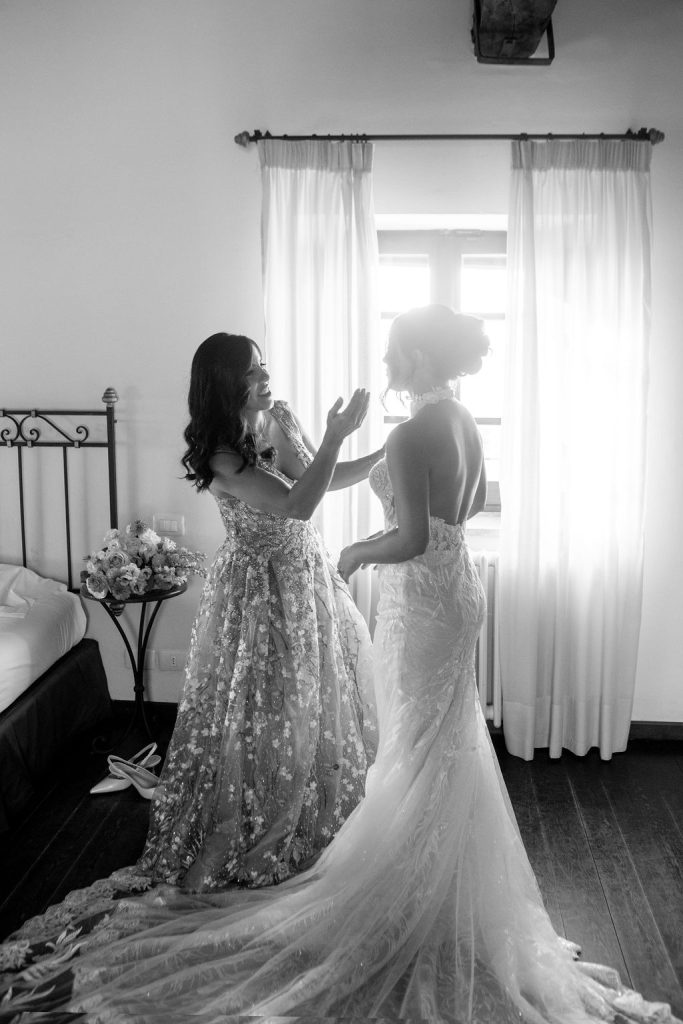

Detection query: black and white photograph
xmin=1 ymin=2 xmax=682 ymax=1020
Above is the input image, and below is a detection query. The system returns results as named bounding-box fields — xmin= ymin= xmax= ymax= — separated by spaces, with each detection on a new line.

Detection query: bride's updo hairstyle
xmin=389 ymin=304 xmax=490 ymax=383
xmin=182 ymin=332 xmax=275 ymax=492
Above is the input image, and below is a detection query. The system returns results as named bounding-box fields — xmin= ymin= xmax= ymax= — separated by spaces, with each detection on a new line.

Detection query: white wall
xmin=1 ymin=0 xmax=682 ymax=719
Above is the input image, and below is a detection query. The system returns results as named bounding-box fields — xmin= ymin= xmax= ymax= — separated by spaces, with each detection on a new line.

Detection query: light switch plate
xmin=152 ymin=513 xmax=186 ymax=536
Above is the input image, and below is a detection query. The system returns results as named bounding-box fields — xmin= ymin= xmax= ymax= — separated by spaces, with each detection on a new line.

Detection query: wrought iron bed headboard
xmin=0 ymin=388 xmax=119 ymax=591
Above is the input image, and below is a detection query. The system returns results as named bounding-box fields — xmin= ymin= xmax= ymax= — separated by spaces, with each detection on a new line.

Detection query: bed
xmin=0 ymin=392 xmax=118 ymax=831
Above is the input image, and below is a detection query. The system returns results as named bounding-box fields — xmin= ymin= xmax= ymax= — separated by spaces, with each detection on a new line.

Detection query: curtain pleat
xmin=258 ymin=140 xmax=381 ymax=624
xmin=500 ymin=139 xmax=653 ymax=760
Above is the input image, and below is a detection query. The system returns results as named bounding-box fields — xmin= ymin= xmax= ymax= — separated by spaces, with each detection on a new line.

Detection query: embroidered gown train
xmin=0 ymin=445 xmax=679 ymax=1020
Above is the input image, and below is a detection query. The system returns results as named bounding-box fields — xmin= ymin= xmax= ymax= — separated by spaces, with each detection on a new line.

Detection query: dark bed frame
xmin=0 ymin=390 xmax=119 ymax=831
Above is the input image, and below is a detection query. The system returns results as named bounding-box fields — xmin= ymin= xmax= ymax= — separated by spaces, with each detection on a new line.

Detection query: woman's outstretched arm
xmin=211 ymin=391 xmax=369 ymax=521
xmin=287 ymin=408 xmax=384 ymax=490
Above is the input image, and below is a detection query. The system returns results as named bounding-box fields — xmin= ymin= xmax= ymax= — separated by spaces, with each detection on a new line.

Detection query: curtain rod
xmin=235 ymin=127 xmax=665 ymax=147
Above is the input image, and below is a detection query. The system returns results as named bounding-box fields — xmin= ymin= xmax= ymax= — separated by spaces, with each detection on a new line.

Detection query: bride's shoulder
xmin=391 ymin=411 xmax=431 ymax=437
xmin=386 ymin=418 xmax=427 ymax=458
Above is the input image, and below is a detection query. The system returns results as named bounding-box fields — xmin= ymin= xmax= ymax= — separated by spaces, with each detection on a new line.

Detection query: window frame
xmin=377 ymin=228 xmax=506 ymax=513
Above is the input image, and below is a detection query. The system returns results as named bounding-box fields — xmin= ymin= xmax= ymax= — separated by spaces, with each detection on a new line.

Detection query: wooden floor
xmin=1 ymin=713 xmax=682 ymax=1018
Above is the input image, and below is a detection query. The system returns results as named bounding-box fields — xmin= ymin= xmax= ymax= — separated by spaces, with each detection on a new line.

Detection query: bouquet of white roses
xmin=83 ymin=520 xmax=206 ymax=602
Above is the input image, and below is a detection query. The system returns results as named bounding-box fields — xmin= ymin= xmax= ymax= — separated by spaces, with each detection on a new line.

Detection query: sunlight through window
xmin=377 ymin=231 xmax=506 ymax=510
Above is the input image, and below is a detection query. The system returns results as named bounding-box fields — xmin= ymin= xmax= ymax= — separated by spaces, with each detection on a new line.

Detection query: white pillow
xmin=0 ymin=564 xmax=67 ymax=618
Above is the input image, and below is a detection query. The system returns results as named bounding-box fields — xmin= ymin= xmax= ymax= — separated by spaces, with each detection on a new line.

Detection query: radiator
xmin=472 ymin=550 xmax=502 ymax=725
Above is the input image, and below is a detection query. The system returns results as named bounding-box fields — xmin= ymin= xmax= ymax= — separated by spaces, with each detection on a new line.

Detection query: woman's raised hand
xmin=324 ymin=389 xmax=370 ymax=445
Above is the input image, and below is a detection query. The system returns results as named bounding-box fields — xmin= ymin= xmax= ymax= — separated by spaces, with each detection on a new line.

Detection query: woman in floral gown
xmin=0 ymin=312 xmax=679 ymax=1023
xmin=137 ymin=333 xmax=378 ymax=890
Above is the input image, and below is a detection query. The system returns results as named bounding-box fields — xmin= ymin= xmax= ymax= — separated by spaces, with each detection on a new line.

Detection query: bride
xmin=0 ymin=305 xmax=679 ymax=1023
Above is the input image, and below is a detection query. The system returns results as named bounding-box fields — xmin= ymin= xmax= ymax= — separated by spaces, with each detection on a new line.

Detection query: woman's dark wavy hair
xmin=181 ymin=333 xmax=275 ymax=491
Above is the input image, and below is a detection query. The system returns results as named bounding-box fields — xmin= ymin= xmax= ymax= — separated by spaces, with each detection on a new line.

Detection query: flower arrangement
xmin=82 ymin=520 xmax=206 ymax=602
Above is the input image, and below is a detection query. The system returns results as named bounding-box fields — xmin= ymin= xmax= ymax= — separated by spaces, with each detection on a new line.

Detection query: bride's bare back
xmin=407 ymin=399 xmax=486 ymax=526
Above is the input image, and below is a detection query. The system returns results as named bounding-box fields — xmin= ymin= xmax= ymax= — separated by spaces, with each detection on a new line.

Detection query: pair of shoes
xmin=90 ymin=743 xmax=160 ymax=795
xmin=109 ymin=760 xmax=160 ymax=799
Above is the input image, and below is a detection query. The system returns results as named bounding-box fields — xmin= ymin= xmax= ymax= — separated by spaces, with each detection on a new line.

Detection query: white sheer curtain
xmin=499 ymin=138 xmax=653 ymax=760
xmin=258 ymin=139 xmax=382 ymax=623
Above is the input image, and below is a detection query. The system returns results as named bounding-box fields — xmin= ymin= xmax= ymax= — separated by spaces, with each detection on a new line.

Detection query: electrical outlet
xmin=157 ymin=650 xmax=186 ymax=671
xmin=152 ymin=513 xmax=186 ymax=536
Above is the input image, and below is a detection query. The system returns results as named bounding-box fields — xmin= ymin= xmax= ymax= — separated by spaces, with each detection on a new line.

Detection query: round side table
xmin=81 ymin=582 xmax=187 ymax=749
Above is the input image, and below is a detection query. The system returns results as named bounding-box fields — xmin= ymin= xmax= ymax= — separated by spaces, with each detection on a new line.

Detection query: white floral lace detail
xmin=135 ymin=400 xmax=377 ymax=891
xmin=409 ymin=384 xmax=457 ymax=416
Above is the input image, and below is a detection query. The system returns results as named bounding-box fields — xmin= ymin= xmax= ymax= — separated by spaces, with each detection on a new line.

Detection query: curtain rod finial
xmin=629 ymin=126 xmax=665 ymax=145
xmin=234 ymin=129 xmax=270 ymax=147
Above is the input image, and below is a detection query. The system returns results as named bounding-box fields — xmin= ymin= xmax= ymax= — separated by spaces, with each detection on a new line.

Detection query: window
xmin=377 ymin=230 xmax=506 ymax=511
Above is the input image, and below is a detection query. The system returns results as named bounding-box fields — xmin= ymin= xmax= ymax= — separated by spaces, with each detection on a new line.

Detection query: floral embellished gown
xmin=137 ymin=400 xmax=377 ymax=889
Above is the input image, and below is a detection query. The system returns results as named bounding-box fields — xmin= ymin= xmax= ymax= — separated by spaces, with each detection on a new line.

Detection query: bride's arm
xmin=337 ymin=424 xmax=429 ymax=581
xmin=289 ymin=408 xmax=384 ymax=490
xmin=329 ymin=449 xmax=386 ymax=490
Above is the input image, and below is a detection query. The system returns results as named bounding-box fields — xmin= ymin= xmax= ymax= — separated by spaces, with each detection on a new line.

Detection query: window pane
xmin=378 ymin=254 xmax=430 ymax=314
xmin=459 ymin=252 xmax=506 ymax=488
xmin=378 ymin=316 xmax=409 ymax=420
xmin=376 ymin=233 xmax=506 ymax=498
xmin=378 ymin=254 xmax=431 ymax=425
xmin=461 ymin=254 xmax=506 ymax=314
xmin=459 ymin=318 xmax=504 ymax=420
xmin=477 ymin=423 xmax=501 ymax=487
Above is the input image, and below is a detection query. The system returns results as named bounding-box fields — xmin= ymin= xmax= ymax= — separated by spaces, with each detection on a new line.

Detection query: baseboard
xmin=487 ymin=719 xmax=683 ymax=743
xmin=628 ymin=720 xmax=683 ymax=741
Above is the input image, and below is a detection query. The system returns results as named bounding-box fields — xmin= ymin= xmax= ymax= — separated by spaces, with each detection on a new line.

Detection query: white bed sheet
xmin=0 ymin=564 xmax=86 ymax=714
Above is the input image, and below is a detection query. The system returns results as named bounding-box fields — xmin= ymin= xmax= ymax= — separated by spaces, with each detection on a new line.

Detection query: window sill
xmin=466 ymin=510 xmax=500 ymax=551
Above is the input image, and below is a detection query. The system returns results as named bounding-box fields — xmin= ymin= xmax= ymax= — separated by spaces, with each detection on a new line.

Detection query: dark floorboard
xmin=569 ymin=755 xmax=682 ymax=1008
xmin=1 ymin=714 xmax=682 ymax=1017
xmin=529 ymin=756 xmax=628 ymax=975
xmin=495 ymin=751 xmax=567 ymax=939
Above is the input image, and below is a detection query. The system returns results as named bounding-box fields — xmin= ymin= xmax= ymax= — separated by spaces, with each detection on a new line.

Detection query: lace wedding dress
xmin=0 ymin=406 xmax=679 ymax=1022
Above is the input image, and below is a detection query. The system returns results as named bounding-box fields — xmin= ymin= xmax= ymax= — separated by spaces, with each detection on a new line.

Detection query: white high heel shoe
xmin=89 ymin=743 xmax=161 ymax=795
xmin=108 ymin=760 xmax=160 ymax=800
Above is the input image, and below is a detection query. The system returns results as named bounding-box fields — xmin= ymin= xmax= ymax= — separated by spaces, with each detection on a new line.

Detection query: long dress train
xmin=0 ymin=459 xmax=679 ymax=1023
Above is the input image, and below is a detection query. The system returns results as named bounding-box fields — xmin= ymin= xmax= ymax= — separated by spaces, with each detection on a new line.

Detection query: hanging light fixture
xmin=472 ymin=0 xmax=558 ymax=65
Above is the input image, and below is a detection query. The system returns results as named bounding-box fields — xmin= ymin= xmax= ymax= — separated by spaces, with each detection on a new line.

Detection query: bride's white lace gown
xmin=0 ymin=456 xmax=680 ymax=1022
